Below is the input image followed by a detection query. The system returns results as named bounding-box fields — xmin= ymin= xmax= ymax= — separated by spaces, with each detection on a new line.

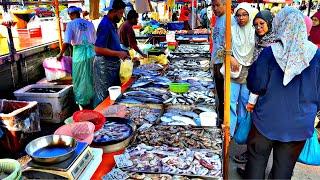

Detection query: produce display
xmin=123 ymin=144 xmax=222 ymax=177
xmin=152 ymin=28 xmax=167 ymax=35
xmin=141 ymin=26 xmax=154 ymax=35
xmin=93 ymin=122 xmax=132 ymax=143
xmin=134 ymin=125 xmax=222 ymax=149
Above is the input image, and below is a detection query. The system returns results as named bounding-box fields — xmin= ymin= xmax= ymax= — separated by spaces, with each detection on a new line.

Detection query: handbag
xmin=234 ymin=113 xmax=252 ymax=145
xmin=298 ymin=129 xmax=320 ymax=166
xmin=220 ymin=63 xmax=242 ymax=79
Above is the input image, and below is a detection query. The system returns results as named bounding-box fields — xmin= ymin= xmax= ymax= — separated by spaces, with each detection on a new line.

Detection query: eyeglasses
xmin=235 ymin=13 xmax=249 ymax=18
xmin=253 ymin=22 xmax=266 ymax=29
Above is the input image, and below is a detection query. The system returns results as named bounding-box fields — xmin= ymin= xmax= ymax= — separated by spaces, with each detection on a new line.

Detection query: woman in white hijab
xmin=229 ymin=3 xmax=256 ymax=138
xmin=245 ymin=7 xmax=319 ymax=179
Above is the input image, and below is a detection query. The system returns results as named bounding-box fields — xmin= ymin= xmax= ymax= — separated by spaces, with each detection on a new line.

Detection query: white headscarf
xmin=271 ymin=6 xmax=318 ymax=86
xmin=232 ymin=3 xmax=257 ymax=66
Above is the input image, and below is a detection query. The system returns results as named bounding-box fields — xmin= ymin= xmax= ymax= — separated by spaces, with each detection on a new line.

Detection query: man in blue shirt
xmin=94 ymin=0 xmax=129 ymax=107
xmin=211 ymin=0 xmax=226 ymax=121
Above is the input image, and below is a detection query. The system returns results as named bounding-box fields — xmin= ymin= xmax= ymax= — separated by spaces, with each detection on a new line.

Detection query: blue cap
xmin=68 ymin=6 xmax=82 ymax=14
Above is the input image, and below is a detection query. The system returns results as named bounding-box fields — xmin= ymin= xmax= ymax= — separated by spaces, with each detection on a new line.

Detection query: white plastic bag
xmin=220 ymin=63 xmax=242 ymax=79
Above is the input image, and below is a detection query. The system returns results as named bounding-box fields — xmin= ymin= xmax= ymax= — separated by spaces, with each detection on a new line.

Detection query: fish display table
xmin=92 ymin=44 xmax=223 ymax=179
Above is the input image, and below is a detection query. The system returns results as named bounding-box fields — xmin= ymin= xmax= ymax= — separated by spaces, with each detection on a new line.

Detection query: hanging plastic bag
xmin=120 ymin=59 xmax=133 ymax=84
xmin=1 ymin=11 xmax=16 ymax=27
xmin=298 ymin=129 xmax=320 ymax=166
xmin=234 ymin=113 xmax=252 ymax=145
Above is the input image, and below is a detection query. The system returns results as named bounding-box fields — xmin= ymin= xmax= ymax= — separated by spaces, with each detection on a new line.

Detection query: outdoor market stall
xmin=87 ymin=41 xmax=225 ymax=179
xmin=0 ymin=0 xmax=233 ymax=179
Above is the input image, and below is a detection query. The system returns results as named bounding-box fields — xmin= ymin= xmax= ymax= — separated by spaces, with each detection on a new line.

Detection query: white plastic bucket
xmin=199 ymin=112 xmax=217 ymax=126
xmin=108 ymin=86 xmax=121 ymax=101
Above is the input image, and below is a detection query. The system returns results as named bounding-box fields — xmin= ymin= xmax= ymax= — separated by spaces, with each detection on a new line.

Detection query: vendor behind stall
xmin=119 ymin=10 xmax=147 ymax=58
xmin=57 ymin=6 xmax=96 ymax=109
xmin=94 ymin=0 xmax=129 ymax=107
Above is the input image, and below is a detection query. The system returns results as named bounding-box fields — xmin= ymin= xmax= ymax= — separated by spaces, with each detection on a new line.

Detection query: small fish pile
xmin=125 ymin=106 xmax=162 ymax=125
xmin=174 ymin=45 xmax=210 ymax=54
xmin=133 ymin=64 xmax=164 ymax=76
xmin=169 ymin=59 xmax=210 ymax=70
xmin=164 ymin=91 xmax=215 ymax=106
xmin=134 ymin=125 xmax=222 ymax=150
xmin=131 ymin=75 xmax=171 ymax=88
xmin=127 ymin=172 xmax=205 ymax=180
xmin=175 ymin=79 xmax=215 ymax=92
xmin=94 ymin=122 xmax=132 ymax=143
xmin=166 ymin=69 xmax=212 ymax=81
xmin=160 ymin=106 xmax=215 ymax=126
xmin=119 ymin=89 xmax=169 ymax=104
xmin=124 ymin=144 xmax=222 ymax=177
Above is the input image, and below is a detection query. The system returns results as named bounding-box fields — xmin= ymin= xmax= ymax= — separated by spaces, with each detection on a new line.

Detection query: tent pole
xmin=53 ymin=0 xmax=63 ymax=49
xmin=223 ymin=0 xmax=232 ymax=179
xmin=307 ymin=0 xmax=312 ymax=16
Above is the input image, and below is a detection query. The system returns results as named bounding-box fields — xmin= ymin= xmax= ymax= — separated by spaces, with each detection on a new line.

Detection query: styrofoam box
xmin=14 ymin=84 xmax=74 ymax=123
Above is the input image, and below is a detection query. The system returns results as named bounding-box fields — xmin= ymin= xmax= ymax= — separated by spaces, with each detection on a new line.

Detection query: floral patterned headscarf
xmin=271 ymin=6 xmax=318 ymax=86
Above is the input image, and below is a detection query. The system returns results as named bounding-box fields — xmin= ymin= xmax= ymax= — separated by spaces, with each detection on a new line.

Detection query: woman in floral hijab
xmin=245 ymin=6 xmax=319 ymax=179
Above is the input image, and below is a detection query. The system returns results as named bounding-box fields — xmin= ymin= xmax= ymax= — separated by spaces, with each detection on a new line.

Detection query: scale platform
xmin=23 ymin=142 xmax=102 ymax=179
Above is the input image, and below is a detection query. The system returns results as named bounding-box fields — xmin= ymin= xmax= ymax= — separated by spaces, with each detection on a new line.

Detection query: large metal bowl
xmin=25 ymin=135 xmax=77 ymax=164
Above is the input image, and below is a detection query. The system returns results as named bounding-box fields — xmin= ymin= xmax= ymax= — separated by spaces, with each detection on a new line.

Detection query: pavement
xmin=228 ymin=140 xmax=320 ymax=179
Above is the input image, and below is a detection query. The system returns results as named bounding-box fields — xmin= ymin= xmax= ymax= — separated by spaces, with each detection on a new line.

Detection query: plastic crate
xmin=0 ymin=100 xmax=40 ymax=154
xmin=14 ymin=84 xmax=74 ymax=123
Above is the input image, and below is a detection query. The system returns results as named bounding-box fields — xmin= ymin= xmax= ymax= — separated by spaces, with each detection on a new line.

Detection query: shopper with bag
xmin=228 ymin=2 xmax=256 ymax=138
xmin=235 ymin=10 xmax=276 ymax=174
xmin=57 ymin=6 xmax=96 ymax=109
xmin=94 ymin=0 xmax=129 ymax=107
xmin=245 ymin=7 xmax=320 ymax=179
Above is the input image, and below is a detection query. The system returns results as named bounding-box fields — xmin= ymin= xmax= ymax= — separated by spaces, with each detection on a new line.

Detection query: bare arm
xmin=95 ymin=46 xmax=129 ymax=59
xmin=57 ymin=43 xmax=70 ymax=61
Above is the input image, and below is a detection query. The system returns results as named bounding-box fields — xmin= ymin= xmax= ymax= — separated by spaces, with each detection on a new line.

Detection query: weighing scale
xmin=22 ymin=142 xmax=101 ymax=179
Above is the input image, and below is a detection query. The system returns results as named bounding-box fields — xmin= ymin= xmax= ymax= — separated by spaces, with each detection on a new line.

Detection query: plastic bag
xmin=0 ymin=99 xmax=40 ymax=133
xmin=234 ymin=113 xmax=252 ymax=144
xmin=298 ymin=129 xmax=320 ymax=166
xmin=43 ymin=56 xmax=72 ymax=81
xmin=120 ymin=59 xmax=133 ymax=84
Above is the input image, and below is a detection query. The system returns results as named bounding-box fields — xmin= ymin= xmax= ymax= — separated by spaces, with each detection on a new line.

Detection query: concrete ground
xmin=228 ymin=140 xmax=320 ymax=179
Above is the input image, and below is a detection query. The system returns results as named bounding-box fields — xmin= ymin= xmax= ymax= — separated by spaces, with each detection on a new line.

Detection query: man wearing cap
xmin=94 ymin=0 xmax=129 ymax=107
xmin=57 ymin=6 xmax=96 ymax=109
xmin=119 ymin=10 xmax=147 ymax=58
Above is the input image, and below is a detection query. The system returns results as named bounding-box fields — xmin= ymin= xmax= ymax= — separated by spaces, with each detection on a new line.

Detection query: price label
xmin=138 ymin=123 xmax=152 ymax=132
xmin=103 ymin=168 xmax=129 ymax=180
xmin=114 ymin=153 xmax=133 ymax=168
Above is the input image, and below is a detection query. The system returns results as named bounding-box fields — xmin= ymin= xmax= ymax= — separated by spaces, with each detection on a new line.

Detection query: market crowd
xmin=211 ymin=0 xmax=320 ymax=179
xmin=56 ymin=0 xmax=320 ymax=178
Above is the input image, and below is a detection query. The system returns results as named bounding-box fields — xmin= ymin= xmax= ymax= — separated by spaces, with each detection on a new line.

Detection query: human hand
xmin=132 ymin=57 xmax=140 ymax=62
xmin=246 ymin=103 xmax=255 ymax=112
xmin=230 ymin=56 xmax=240 ymax=72
xmin=56 ymin=53 xmax=63 ymax=61
xmin=141 ymin=53 xmax=148 ymax=58
xmin=118 ymin=51 xmax=129 ymax=59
